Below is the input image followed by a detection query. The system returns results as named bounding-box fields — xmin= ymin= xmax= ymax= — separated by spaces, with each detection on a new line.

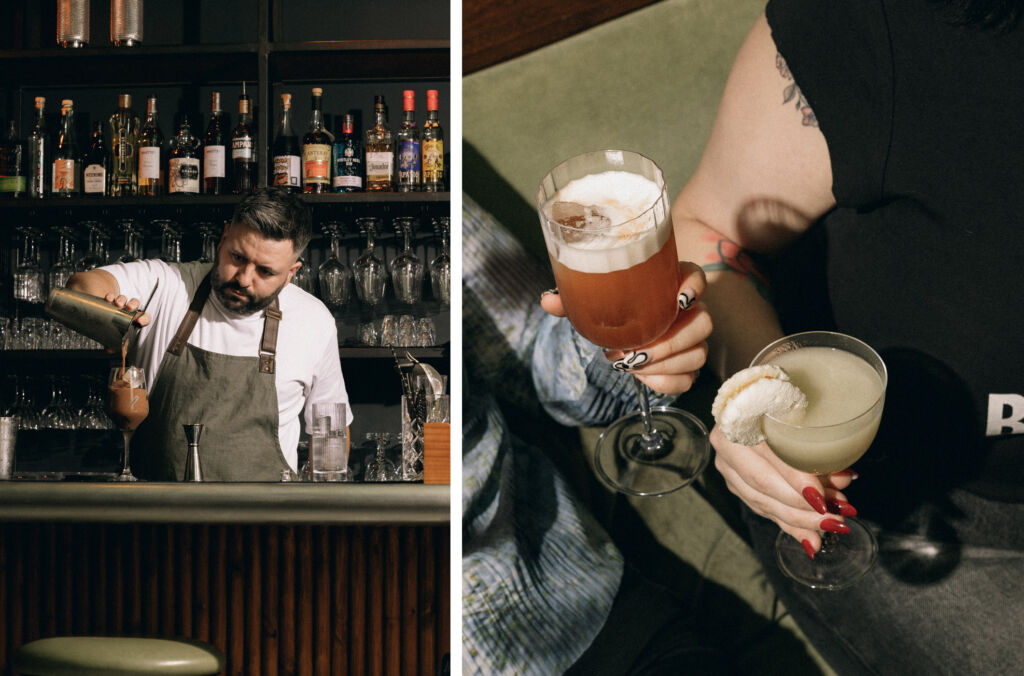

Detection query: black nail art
xmin=542 ymin=288 xmax=559 ymax=297
xmin=612 ymin=351 xmax=649 ymax=372
xmin=678 ymin=290 xmax=695 ymax=310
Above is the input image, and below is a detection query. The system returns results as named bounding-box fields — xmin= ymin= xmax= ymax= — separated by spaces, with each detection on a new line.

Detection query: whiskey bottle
xmin=332 ymin=113 xmax=363 ymax=193
xmin=232 ymin=83 xmax=256 ymax=194
xmin=109 ymin=93 xmax=139 ymax=196
xmin=82 ymin=121 xmax=108 ymax=197
xmin=396 ymin=90 xmax=420 ymax=191
xmin=52 ymin=99 xmax=80 ymax=197
xmin=28 ymin=97 xmax=48 ymax=199
xmin=301 ymin=87 xmax=332 ymax=193
xmin=272 ymin=93 xmax=301 ymax=191
xmin=421 ymin=90 xmax=444 ymax=192
xmin=168 ymin=116 xmax=200 ymax=195
xmin=203 ymin=92 xmax=227 ymax=195
xmin=0 ymin=121 xmax=26 ymax=198
xmin=365 ymin=95 xmax=394 ymax=192
xmin=137 ymin=95 xmax=164 ymax=196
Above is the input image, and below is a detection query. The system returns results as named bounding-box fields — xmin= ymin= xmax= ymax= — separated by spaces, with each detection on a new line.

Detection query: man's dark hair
xmin=231 ymin=187 xmax=313 ymax=256
xmin=936 ymin=0 xmax=1024 ymax=30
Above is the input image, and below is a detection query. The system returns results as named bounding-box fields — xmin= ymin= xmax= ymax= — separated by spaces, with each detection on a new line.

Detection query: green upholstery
xmin=14 ymin=637 xmax=225 ymax=675
xmin=464 ymin=1 xmax=837 ymax=674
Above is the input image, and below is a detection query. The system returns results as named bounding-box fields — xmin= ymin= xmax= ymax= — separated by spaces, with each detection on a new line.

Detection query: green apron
xmin=131 ymin=265 xmax=289 ymax=481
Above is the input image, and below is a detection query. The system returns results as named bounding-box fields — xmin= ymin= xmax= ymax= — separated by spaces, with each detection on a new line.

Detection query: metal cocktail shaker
xmin=183 ymin=424 xmax=204 ymax=482
xmin=45 ymin=288 xmax=139 ymax=351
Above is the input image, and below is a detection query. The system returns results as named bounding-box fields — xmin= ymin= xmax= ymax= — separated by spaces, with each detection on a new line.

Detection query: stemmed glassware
xmin=390 ymin=216 xmax=424 ymax=305
xmin=365 ymin=431 xmax=399 ymax=481
xmin=353 ymin=216 xmax=387 ymax=307
xmin=317 ymin=221 xmax=353 ymax=311
xmin=49 ymin=226 xmax=78 ymax=290
xmin=537 ymin=150 xmax=711 ymax=497
xmin=13 ymin=226 xmax=46 ymax=308
xmin=750 ymin=331 xmax=888 ymax=590
xmin=430 ymin=216 xmax=450 ymax=305
xmin=115 ymin=218 xmax=144 ymax=263
xmin=154 ymin=219 xmax=182 ymax=263
xmin=107 ymin=366 xmax=149 ymax=482
xmin=77 ymin=376 xmax=113 ymax=429
xmin=76 ymin=221 xmax=110 ymax=271
xmin=195 ymin=222 xmax=217 ymax=264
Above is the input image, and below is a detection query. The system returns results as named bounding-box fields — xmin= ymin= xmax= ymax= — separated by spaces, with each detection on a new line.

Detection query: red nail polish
xmin=802 ymin=487 xmax=827 ymax=514
xmin=827 ymin=499 xmax=858 ymax=517
xmin=820 ymin=518 xmax=851 ymax=534
xmin=802 ymin=539 xmax=816 ymax=560
xmin=832 ymin=468 xmax=859 ymax=480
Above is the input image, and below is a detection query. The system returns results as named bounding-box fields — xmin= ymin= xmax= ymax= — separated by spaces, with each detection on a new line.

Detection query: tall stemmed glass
xmin=390 ymin=217 xmax=424 ymax=305
xmin=48 ymin=226 xmax=77 ymax=290
xmin=353 ymin=217 xmax=387 ymax=307
xmin=537 ymin=149 xmax=710 ymax=497
xmin=115 ymin=218 xmax=144 ymax=263
xmin=751 ymin=331 xmax=887 ymax=590
xmin=154 ymin=219 xmax=182 ymax=263
xmin=317 ymin=221 xmax=353 ymax=311
xmin=430 ymin=216 xmax=450 ymax=305
xmin=195 ymin=222 xmax=217 ymax=264
xmin=13 ymin=226 xmax=46 ymax=311
xmin=107 ymin=366 xmax=148 ymax=482
xmin=76 ymin=221 xmax=110 ymax=271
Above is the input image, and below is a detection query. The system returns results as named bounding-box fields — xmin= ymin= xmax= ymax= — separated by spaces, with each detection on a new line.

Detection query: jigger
xmin=183 ymin=424 xmax=204 ymax=482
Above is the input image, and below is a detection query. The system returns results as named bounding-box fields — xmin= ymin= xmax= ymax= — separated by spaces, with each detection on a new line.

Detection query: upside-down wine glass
xmin=317 ymin=221 xmax=353 ymax=311
xmin=537 ymin=149 xmax=710 ymax=496
xmin=430 ymin=216 xmax=450 ymax=305
xmin=390 ymin=216 xmax=424 ymax=305
xmin=750 ymin=330 xmax=887 ymax=590
xmin=353 ymin=217 xmax=387 ymax=307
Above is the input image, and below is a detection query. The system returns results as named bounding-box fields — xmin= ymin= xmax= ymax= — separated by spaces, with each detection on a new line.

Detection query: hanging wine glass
xmin=153 ymin=219 xmax=182 ymax=263
xmin=195 ymin=221 xmax=217 ymax=264
xmin=430 ymin=216 xmax=450 ymax=305
xmin=317 ymin=220 xmax=353 ymax=311
xmin=48 ymin=226 xmax=77 ymax=291
xmin=353 ymin=216 xmax=387 ymax=307
xmin=76 ymin=221 xmax=110 ymax=271
xmin=291 ymin=256 xmax=316 ymax=294
xmin=13 ymin=226 xmax=46 ymax=308
xmin=390 ymin=216 xmax=424 ymax=305
xmin=115 ymin=218 xmax=144 ymax=263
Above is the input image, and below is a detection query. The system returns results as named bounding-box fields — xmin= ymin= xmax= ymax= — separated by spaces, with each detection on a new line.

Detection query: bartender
xmin=67 ymin=187 xmax=352 ymax=481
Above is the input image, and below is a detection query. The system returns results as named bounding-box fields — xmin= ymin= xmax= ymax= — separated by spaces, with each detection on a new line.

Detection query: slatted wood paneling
xmin=0 ymin=522 xmax=449 ymax=675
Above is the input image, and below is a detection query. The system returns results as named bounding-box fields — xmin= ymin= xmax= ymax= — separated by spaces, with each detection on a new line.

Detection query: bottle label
xmin=273 ymin=155 xmax=301 ymax=187
xmin=422 ymin=140 xmax=444 ymax=183
xmin=302 ymin=144 xmax=331 ymax=184
xmin=139 ymin=146 xmax=161 ymax=180
xmin=232 ymin=137 xmax=253 ymax=160
xmin=169 ymin=158 xmax=200 ymax=193
xmin=398 ymin=139 xmax=421 ymax=182
xmin=52 ymin=159 xmax=77 ymax=191
xmin=0 ymin=176 xmax=26 ymax=193
xmin=366 ymin=151 xmax=394 ymax=182
xmin=204 ymin=145 xmax=226 ymax=178
xmin=333 ymin=174 xmax=362 ymax=189
xmin=83 ymin=164 xmax=106 ymax=193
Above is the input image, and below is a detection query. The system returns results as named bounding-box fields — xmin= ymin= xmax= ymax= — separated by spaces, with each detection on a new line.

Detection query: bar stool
xmin=13 ymin=636 xmax=225 ymax=675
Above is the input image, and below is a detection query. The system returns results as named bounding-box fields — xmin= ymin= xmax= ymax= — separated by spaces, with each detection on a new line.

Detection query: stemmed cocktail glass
xmin=353 ymin=217 xmax=387 ymax=307
xmin=390 ymin=217 xmax=424 ymax=305
xmin=751 ymin=331 xmax=887 ymax=590
xmin=430 ymin=216 xmax=450 ymax=305
xmin=537 ymin=149 xmax=710 ymax=497
xmin=107 ymin=366 xmax=149 ymax=482
xmin=317 ymin=221 xmax=353 ymax=311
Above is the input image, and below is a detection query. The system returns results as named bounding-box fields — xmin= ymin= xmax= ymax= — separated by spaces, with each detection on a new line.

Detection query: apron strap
xmin=168 ymin=274 xmax=212 ymax=356
xmin=259 ymin=297 xmax=282 ymax=374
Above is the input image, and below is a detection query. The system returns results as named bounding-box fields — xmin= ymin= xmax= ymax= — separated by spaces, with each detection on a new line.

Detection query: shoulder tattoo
xmin=776 ymin=53 xmax=818 ymax=127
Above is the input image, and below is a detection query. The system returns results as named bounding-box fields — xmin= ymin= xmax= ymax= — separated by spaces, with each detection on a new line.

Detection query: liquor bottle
xmin=396 ymin=90 xmax=420 ymax=192
xmin=421 ymin=89 xmax=445 ymax=192
xmin=301 ymin=87 xmax=332 ymax=193
xmin=231 ymin=83 xmax=256 ymax=194
xmin=82 ymin=121 xmax=108 ymax=197
xmin=0 ymin=121 xmax=26 ymax=198
xmin=332 ymin=113 xmax=363 ymax=193
xmin=109 ymin=93 xmax=139 ymax=196
xmin=203 ymin=92 xmax=227 ymax=195
xmin=52 ymin=99 xmax=80 ymax=197
xmin=28 ymin=97 xmax=48 ymax=199
xmin=272 ymin=93 xmax=301 ymax=191
xmin=365 ymin=95 xmax=394 ymax=192
xmin=168 ymin=116 xmax=200 ymax=195
xmin=137 ymin=95 xmax=164 ymax=196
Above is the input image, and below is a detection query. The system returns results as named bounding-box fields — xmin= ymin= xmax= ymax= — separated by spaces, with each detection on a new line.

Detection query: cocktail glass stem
xmin=119 ymin=430 xmax=134 ymax=480
xmin=631 ymin=378 xmax=667 ymax=459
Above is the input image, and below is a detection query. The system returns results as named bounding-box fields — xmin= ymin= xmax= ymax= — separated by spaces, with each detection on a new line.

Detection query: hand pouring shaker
xmin=45 ymin=281 xmax=158 ymax=352
xmin=183 ymin=424 xmax=204 ymax=482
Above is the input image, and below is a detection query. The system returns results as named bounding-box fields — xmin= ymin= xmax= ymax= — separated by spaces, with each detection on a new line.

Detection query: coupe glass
xmin=429 ymin=216 xmax=450 ymax=305
xmin=390 ymin=216 xmax=424 ymax=305
xmin=107 ymin=366 xmax=149 ymax=482
xmin=317 ymin=221 xmax=353 ymax=311
xmin=751 ymin=331 xmax=888 ymax=590
xmin=353 ymin=217 xmax=387 ymax=307
xmin=537 ymin=150 xmax=710 ymax=497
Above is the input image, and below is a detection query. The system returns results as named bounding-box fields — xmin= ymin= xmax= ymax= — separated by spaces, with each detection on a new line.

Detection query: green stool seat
xmin=13 ymin=636 xmax=225 ymax=675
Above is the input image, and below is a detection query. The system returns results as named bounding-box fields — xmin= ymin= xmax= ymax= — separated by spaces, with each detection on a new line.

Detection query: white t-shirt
xmin=104 ymin=259 xmax=352 ymax=471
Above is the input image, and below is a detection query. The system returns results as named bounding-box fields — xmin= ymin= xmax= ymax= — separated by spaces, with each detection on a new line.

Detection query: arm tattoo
xmin=776 ymin=53 xmax=818 ymax=127
xmin=700 ymin=232 xmax=772 ymax=300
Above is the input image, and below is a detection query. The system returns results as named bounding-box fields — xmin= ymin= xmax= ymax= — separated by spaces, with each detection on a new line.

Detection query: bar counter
xmin=0 ymin=481 xmax=450 ymax=524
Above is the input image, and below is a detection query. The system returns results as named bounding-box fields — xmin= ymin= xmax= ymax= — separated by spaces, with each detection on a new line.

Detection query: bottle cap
xmin=281 ymin=92 xmax=292 ymax=108
xmin=35 ymin=96 xmax=45 ymax=107
xmin=342 ymin=113 xmax=354 ymax=133
xmin=426 ymin=90 xmax=439 ymax=110
xmin=312 ymin=87 xmax=323 ymax=97
xmin=211 ymin=92 xmax=222 ymax=112
xmin=62 ymin=99 xmax=73 ymax=108
xmin=118 ymin=93 xmax=131 ymax=108
xmin=403 ymin=90 xmax=415 ymax=111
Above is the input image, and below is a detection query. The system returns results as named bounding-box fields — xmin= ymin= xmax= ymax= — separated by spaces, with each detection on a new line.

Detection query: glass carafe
xmin=76 ymin=221 xmax=110 ymax=271
xmin=317 ymin=221 xmax=352 ymax=311
xmin=430 ymin=216 xmax=450 ymax=305
xmin=390 ymin=216 xmax=424 ymax=305
xmin=353 ymin=216 xmax=387 ymax=307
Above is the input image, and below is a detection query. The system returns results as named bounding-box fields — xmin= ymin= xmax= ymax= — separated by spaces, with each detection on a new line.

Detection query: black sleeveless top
xmin=766 ymin=0 xmax=1024 ymax=505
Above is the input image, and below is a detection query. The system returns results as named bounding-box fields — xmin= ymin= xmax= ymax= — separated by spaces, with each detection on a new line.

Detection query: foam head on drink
xmin=542 ymin=170 xmax=679 ymax=349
